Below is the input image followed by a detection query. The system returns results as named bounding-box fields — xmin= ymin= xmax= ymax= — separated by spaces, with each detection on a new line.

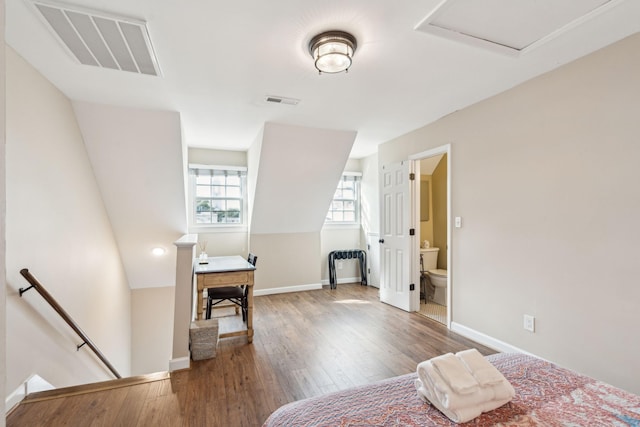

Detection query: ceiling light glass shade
xmin=309 ymin=31 xmax=357 ymax=74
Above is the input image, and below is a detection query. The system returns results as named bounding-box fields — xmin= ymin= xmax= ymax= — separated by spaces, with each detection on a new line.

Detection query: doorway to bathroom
xmin=411 ymin=145 xmax=450 ymax=326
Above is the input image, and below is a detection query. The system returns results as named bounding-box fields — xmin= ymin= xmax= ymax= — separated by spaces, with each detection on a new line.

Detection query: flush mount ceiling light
xmin=308 ymin=30 xmax=357 ymax=74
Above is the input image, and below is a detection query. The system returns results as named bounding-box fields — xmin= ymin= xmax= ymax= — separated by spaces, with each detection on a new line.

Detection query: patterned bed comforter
xmin=262 ymin=353 xmax=640 ymax=426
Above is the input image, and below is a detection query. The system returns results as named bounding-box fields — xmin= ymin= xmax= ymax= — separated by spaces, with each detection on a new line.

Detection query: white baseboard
xmin=450 ymin=322 xmax=537 ymax=356
xmin=6 ymin=374 xmax=54 ymax=414
xmin=254 ymin=283 xmax=322 ymax=297
xmin=320 ymin=277 xmax=360 ymax=286
xmin=169 ymin=356 xmax=190 ymax=372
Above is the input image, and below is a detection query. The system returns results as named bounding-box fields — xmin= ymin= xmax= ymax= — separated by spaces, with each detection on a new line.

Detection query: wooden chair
xmin=205 ymin=254 xmax=257 ymax=321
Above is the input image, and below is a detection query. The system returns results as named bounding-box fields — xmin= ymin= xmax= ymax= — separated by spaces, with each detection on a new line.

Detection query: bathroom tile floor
xmin=418 ymin=300 xmax=447 ymax=324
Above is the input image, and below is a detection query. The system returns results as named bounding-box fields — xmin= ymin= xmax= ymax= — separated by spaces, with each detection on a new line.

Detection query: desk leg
xmin=196 ymin=275 xmax=204 ymax=320
xmin=247 ymin=284 xmax=254 ymax=343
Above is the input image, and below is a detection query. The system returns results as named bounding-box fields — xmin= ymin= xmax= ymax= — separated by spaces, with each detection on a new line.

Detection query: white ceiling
xmin=6 ymin=0 xmax=640 ymax=159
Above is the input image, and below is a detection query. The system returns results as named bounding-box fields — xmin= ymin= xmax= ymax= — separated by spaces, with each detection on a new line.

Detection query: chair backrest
xmin=248 ymin=253 xmax=258 ymax=267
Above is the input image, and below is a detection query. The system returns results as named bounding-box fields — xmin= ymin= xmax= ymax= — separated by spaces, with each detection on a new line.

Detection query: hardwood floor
xmin=7 ymin=284 xmax=495 ymax=426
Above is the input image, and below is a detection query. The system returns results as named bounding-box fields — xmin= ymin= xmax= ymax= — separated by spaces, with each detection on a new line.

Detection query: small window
xmin=326 ymin=174 xmax=361 ymax=224
xmin=189 ymin=165 xmax=247 ymax=226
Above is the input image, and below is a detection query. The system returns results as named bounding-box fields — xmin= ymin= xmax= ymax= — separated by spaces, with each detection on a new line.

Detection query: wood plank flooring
xmin=7 ymin=284 xmax=495 ymax=426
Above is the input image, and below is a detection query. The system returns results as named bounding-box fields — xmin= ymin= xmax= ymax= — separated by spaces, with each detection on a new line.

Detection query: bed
xmin=263 ymin=353 xmax=640 ymax=426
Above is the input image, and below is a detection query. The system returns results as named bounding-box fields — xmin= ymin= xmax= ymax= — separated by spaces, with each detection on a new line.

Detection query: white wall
xmin=5 ymin=48 xmax=132 ymax=397
xmin=360 ymin=153 xmax=380 ymax=286
xmin=131 ymin=287 xmax=174 ymax=375
xmin=361 ymin=153 xmax=380 ymax=235
xmin=378 ymin=34 xmax=640 ymax=394
xmin=320 ymin=158 xmax=366 ymax=283
xmin=73 ymin=102 xmax=187 ymax=289
xmin=250 ymin=122 xmax=355 ymax=234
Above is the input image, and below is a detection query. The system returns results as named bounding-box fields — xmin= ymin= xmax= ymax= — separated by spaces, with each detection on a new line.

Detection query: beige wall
xmin=419 ymin=176 xmax=434 ymax=247
xmin=1 ymin=0 xmax=7 ymax=420
xmin=131 ymin=287 xmax=175 ymax=375
xmin=249 ymin=232 xmax=321 ymax=292
xmin=432 ymin=154 xmax=448 ymax=270
xmin=320 ymin=227 xmax=362 ymax=283
xmin=379 ymin=33 xmax=640 ymax=393
xmin=196 ymin=232 xmax=248 ymax=258
xmin=5 ymin=48 xmax=132 ymax=395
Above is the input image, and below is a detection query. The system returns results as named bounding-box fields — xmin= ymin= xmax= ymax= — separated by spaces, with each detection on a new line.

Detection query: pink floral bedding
xmin=262 ymin=353 xmax=640 ymax=426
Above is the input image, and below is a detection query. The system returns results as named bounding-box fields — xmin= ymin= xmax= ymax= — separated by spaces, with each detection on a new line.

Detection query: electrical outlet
xmin=338 ymin=261 xmax=343 ymax=270
xmin=523 ymin=314 xmax=535 ymax=332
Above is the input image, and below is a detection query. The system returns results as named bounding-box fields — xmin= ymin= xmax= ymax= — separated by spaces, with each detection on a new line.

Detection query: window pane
xmin=226 ymin=175 xmax=240 ymax=186
xmin=196 ymin=185 xmax=211 ymax=197
xmin=196 ymin=175 xmax=211 ymax=185
xmin=211 ymin=175 xmax=225 ymax=185
xmin=196 ymin=199 xmax=212 ymax=212
xmin=227 ymin=200 xmax=241 ymax=211
xmin=227 ymin=210 xmax=241 ymax=223
xmin=326 ymin=175 xmax=360 ymax=224
xmin=191 ymin=167 xmax=246 ymax=225
xmin=195 ymin=211 xmax=212 ymax=223
xmin=226 ymin=186 xmax=241 ymax=198
xmin=211 ymin=199 xmax=225 ymax=211
xmin=212 ymin=185 xmax=225 ymax=197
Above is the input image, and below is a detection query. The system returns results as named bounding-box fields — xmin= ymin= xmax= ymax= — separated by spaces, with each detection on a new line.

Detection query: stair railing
xmin=19 ymin=268 xmax=122 ymax=379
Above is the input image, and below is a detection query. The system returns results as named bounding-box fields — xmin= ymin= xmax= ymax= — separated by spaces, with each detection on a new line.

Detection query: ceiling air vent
xmin=265 ymin=95 xmax=300 ymax=106
xmin=31 ymin=1 xmax=161 ymax=76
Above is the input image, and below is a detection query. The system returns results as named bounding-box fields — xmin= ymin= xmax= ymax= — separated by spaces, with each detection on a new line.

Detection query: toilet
xmin=420 ymin=247 xmax=448 ymax=306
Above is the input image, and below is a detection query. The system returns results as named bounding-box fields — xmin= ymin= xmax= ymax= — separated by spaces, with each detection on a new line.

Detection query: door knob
xmin=378 ymin=238 xmax=385 ymax=244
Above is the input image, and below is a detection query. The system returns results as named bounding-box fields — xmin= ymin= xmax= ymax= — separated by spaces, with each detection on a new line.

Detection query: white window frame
xmin=325 ymin=172 xmax=362 ymax=228
xmin=188 ymin=164 xmax=248 ymax=231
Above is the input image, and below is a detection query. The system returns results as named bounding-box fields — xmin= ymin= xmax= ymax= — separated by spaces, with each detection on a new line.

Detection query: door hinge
xmin=409 ymin=228 xmax=415 ymax=236
xmin=410 ymin=283 xmax=415 ymax=291
xmin=409 ymin=172 xmax=415 ymax=180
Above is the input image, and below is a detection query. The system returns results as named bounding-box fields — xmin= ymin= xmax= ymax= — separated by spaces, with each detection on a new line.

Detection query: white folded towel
xmin=417 ymin=360 xmax=494 ymax=410
xmin=430 ymin=352 xmax=479 ymax=395
xmin=415 ymin=351 xmax=516 ymax=423
xmin=415 ymin=377 xmax=511 ymax=423
xmin=457 ymin=349 xmax=505 ymax=386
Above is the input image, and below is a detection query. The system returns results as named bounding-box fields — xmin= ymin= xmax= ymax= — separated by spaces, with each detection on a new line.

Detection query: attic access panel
xmin=31 ymin=0 xmax=161 ymax=75
xmin=415 ymin=0 xmax=622 ymax=55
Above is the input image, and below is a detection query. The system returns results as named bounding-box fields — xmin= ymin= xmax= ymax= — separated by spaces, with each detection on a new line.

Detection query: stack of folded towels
xmin=415 ymin=349 xmax=515 ymax=423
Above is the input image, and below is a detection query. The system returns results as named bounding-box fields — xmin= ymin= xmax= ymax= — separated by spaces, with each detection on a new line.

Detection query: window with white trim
xmin=189 ymin=165 xmax=247 ymax=226
xmin=326 ymin=174 xmax=361 ymax=224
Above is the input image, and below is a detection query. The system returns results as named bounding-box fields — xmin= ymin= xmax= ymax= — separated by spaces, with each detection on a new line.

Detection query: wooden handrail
xmin=19 ymin=269 xmax=122 ymax=379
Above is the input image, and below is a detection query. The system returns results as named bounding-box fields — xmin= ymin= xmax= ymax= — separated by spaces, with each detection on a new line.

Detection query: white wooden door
xmin=379 ymin=161 xmax=413 ymax=311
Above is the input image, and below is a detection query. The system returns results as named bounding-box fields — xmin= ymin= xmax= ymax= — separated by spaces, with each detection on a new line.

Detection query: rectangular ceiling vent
xmin=31 ymin=0 xmax=161 ymax=76
xmin=265 ymin=95 xmax=300 ymax=106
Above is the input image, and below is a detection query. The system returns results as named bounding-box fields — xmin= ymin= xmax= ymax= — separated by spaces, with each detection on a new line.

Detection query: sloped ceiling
xmin=73 ymin=101 xmax=187 ymax=289
xmin=249 ymin=123 xmax=356 ymax=234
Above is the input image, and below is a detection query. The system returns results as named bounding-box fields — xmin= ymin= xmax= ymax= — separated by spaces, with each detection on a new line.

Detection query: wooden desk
xmin=194 ymin=256 xmax=256 ymax=343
